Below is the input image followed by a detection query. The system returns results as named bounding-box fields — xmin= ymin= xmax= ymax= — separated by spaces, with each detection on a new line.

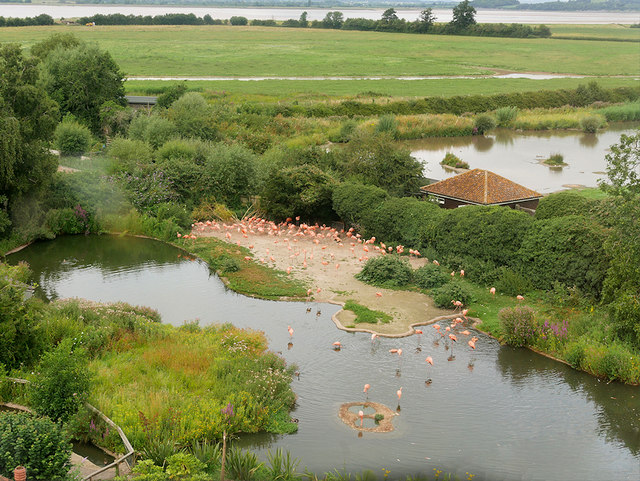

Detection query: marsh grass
xmin=343 ymin=300 xmax=392 ymax=324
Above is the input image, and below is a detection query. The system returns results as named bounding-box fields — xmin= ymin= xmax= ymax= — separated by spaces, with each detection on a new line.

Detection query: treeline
xmin=78 ymin=13 xmax=227 ymax=26
xmin=0 ymin=14 xmax=53 ymax=27
xmin=236 ymin=84 xmax=640 ymax=119
xmin=516 ymin=0 xmax=640 ymax=11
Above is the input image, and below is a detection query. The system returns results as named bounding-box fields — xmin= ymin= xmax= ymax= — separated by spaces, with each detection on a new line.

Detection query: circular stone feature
xmin=339 ymin=402 xmax=396 ymax=432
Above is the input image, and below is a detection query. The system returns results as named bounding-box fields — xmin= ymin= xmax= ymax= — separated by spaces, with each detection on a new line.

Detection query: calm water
xmin=3 ymin=5 xmax=639 ymax=24
xmin=409 ymin=124 xmax=639 ymax=194
xmin=8 ymin=235 xmax=640 ymax=480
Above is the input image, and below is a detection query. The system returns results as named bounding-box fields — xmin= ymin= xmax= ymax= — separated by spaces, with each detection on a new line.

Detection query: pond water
xmin=3 ymin=5 xmax=639 ymax=24
xmin=408 ymin=123 xmax=639 ymax=194
xmin=7 ymin=235 xmax=640 ymax=480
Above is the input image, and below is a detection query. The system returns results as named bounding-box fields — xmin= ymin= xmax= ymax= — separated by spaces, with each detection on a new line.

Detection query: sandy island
xmin=194 ymin=220 xmax=451 ymax=336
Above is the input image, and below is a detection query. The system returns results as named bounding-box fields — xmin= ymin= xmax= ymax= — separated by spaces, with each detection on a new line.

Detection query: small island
xmin=542 ymin=153 xmax=568 ymax=168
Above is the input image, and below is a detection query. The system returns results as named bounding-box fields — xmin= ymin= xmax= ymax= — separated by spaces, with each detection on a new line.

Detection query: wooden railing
xmin=3 ymin=377 xmax=134 ymax=481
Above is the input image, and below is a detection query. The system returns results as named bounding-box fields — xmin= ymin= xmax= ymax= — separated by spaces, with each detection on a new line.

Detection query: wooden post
xmin=220 ymin=430 xmax=227 ymax=481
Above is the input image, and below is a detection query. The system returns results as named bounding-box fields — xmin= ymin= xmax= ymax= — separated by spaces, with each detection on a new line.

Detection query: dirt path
xmin=194 ymin=220 xmax=450 ymax=336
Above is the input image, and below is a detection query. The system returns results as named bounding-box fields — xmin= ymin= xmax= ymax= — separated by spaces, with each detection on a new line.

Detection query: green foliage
xmin=128 ymin=114 xmax=178 ymax=150
xmin=190 ymin=440 xmax=221 ymax=473
xmin=516 ymin=215 xmax=609 ymax=297
xmin=331 ymin=182 xmax=388 ymax=227
xmin=434 ymin=206 xmax=533 ymax=267
xmin=156 ymin=203 xmax=192 ymax=230
xmin=361 ymin=197 xmax=443 ymax=249
xmin=230 ymin=16 xmax=249 ymax=26
xmin=375 ymin=114 xmax=397 ymax=138
xmin=343 ymin=300 xmax=392 ymax=324
xmin=413 ymin=263 xmax=449 ymax=290
xmin=107 ymin=137 xmax=153 ymax=172
xmin=535 ymin=191 xmax=592 ymax=220
xmin=543 ymin=153 xmax=565 ymax=166
xmin=0 ymin=262 xmax=43 ymax=370
xmin=450 ymin=0 xmax=477 ymax=30
xmin=99 ymin=100 xmax=134 ymax=138
xmin=337 ymin=131 xmax=424 ymax=197
xmin=225 ymin=448 xmax=262 ymax=480
xmin=495 ymin=106 xmax=519 ymax=127
xmin=260 ymin=164 xmax=336 ymax=221
xmin=30 ymin=33 xmax=82 ymax=60
xmin=140 ymin=438 xmax=179 ymax=468
xmin=155 ymin=82 xmax=188 ymax=109
xmin=440 ymin=152 xmax=468 ymax=169
xmin=201 ymin=143 xmax=257 ymax=206
xmin=53 ymin=118 xmax=93 ymax=155
xmin=474 ymin=113 xmax=496 ymax=134
xmin=45 ymin=205 xmax=96 ymax=235
xmin=579 ymin=114 xmax=604 ymax=133
xmin=374 ymin=413 xmax=384 ymax=423
xmin=432 ymin=279 xmax=474 ymax=308
xmin=30 ymin=338 xmax=92 ymax=423
xmin=495 ymin=268 xmax=533 ymax=297
xmin=499 ymin=306 xmax=537 ymax=347
xmin=168 ymin=92 xmax=217 ymax=141
xmin=594 ymin=101 xmax=640 ymax=122
xmin=355 ymin=255 xmax=413 ymax=287
xmin=165 ymin=452 xmax=206 ymax=480
xmin=0 ymin=412 xmax=72 ymax=480
xmin=39 ymin=38 xmax=126 ymax=134
xmin=266 ymin=448 xmax=301 ymax=481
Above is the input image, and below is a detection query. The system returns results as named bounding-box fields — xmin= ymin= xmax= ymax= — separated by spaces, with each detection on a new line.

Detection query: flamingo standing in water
xmin=425 ymin=356 xmax=434 ymax=366
xmin=287 ymin=326 xmax=294 ymax=338
xmin=358 ymin=410 xmax=364 ymax=427
xmin=332 ymin=341 xmax=342 ymax=351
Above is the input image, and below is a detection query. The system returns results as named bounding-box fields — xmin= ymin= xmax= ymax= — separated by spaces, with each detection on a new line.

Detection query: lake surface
xmin=4 ymin=5 xmax=640 ymax=24
xmin=408 ymin=123 xmax=639 ymax=194
xmin=8 ymin=235 xmax=640 ymax=480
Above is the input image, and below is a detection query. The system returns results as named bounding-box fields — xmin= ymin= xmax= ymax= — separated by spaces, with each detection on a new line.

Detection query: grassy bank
xmin=1 ymin=25 xmax=639 ymax=78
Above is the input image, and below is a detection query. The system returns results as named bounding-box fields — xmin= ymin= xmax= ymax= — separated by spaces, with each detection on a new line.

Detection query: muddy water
xmin=8 ymin=235 xmax=639 ymax=480
xmin=408 ymin=124 xmax=639 ymax=194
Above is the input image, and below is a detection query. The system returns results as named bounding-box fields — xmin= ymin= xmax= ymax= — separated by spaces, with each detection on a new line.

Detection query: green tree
xmin=417 ymin=8 xmax=437 ymax=33
xmin=450 ymin=0 xmax=477 ymax=30
xmin=0 ymin=43 xmax=59 ymax=219
xmin=322 ymin=11 xmax=344 ymax=29
xmin=38 ymin=38 xmax=126 ymax=134
xmin=599 ymin=131 xmax=640 ymax=347
xmin=30 ymin=338 xmax=92 ymax=423
xmin=381 ymin=8 xmax=399 ymax=23
xmin=299 ymin=11 xmax=308 ymax=28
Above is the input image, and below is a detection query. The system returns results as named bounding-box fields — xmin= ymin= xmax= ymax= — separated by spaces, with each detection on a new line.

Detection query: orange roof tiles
xmin=421 ymin=169 xmax=542 ymax=205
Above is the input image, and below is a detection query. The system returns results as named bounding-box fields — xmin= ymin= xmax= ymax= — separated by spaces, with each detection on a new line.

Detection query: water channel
xmin=408 ymin=123 xmax=639 ymax=194
xmin=8 ymin=235 xmax=640 ymax=480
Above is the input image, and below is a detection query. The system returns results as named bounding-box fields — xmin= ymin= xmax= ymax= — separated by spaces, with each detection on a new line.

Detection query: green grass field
xmin=1 ymin=24 xmax=638 ymax=79
xmin=551 ymin=24 xmax=640 ymax=41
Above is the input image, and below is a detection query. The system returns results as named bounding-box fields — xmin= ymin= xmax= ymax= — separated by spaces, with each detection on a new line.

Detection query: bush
xmin=332 ymin=181 xmax=389 ymax=227
xmin=565 ymin=340 xmax=587 ymax=369
xmin=107 ymin=137 xmax=153 ymax=172
xmin=128 ymin=114 xmax=177 ymax=149
xmin=535 ymin=191 xmax=593 ymax=220
xmin=155 ymin=82 xmax=188 ymax=109
xmin=516 ymin=215 xmax=609 ymax=297
xmin=30 ymin=339 xmax=92 ymax=423
xmin=0 ymin=412 xmax=72 ymax=480
xmin=361 ymin=197 xmax=443 ymax=249
xmin=45 ymin=205 xmax=96 ymax=235
xmin=432 ymin=279 xmax=474 ymax=308
xmin=226 ymin=448 xmax=262 ymax=480
xmin=495 ymin=106 xmax=518 ymax=127
xmin=413 ymin=263 xmax=449 ymax=289
xmin=54 ymin=118 xmax=92 ymax=155
xmin=165 ymin=452 xmax=206 ymax=480
xmin=168 ymin=92 xmax=217 ymax=141
xmin=201 ymin=143 xmax=257 ymax=206
xmin=474 ymin=113 xmax=496 ymax=134
xmin=355 ymin=255 xmax=413 ymax=287
xmin=579 ymin=114 xmax=604 ymax=133
xmin=375 ymin=114 xmax=398 ymax=138
xmin=155 ymin=202 xmax=192 ymax=230
xmin=434 ymin=206 xmax=533 ymax=267
xmin=495 ymin=267 xmax=533 ymax=297
xmin=229 ymin=16 xmax=248 ymax=25
xmin=499 ymin=306 xmax=537 ymax=347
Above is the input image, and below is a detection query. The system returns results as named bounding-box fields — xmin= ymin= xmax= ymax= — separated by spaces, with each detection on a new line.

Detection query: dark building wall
xmin=438 ymin=197 xmax=540 ymax=210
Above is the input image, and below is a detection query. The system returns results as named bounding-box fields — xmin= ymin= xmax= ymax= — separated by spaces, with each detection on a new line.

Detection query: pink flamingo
xmin=358 ymin=410 xmax=364 ymax=427
xmin=333 ymin=341 xmax=342 ymax=351
xmin=425 ymin=356 xmax=433 ymax=365
xmin=396 ymin=387 xmax=403 ymax=401
xmin=287 ymin=326 xmax=294 ymax=338
xmin=490 ymin=287 xmax=496 ymax=295
xmin=517 ymin=295 xmax=525 ymax=301
xmin=364 ymin=384 xmax=371 ymax=394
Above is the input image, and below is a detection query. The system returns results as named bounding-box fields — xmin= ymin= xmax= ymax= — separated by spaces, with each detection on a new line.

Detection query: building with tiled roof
xmin=420 ymin=169 xmax=542 ymax=210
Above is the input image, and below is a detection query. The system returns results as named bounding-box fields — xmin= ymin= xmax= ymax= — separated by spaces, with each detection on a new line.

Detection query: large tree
xmin=450 ymin=0 xmax=477 ymax=30
xmin=0 ymin=43 xmax=59 ymax=228
xmin=37 ymin=36 xmax=126 ymax=134
xmin=599 ymin=131 xmax=640 ymax=347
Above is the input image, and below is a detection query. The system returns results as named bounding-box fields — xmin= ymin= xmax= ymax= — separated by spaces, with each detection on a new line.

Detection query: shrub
xmin=543 ymin=153 xmax=565 ymax=166
xmin=165 ymin=452 xmax=206 ymax=480
xmin=332 ymin=181 xmax=389 ymax=227
xmin=128 ymin=114 xmax=177 ymax=149
xmin=155 ymin=82 xmax=188 ymax=109
xmin=361 ymin=197 xmax=443 ymax=249
xmin=156 ymin=202 xmax=192 ymax=230
xmin=596 ymin=343 xmax=634 ymax=382
xmin=201 ymin=143 xmax=257 ymax=206
xmin=495 ymin=106 xmax=518 ymax=127
xmin=107 ymin=137 xmax=153 ymax=172
xmin=30 ymin=338 xmax=92 ymax=423
xmin=432 ymin=279 xmax=474 ymax=308
xmin=375 ymin=114 xmax=398 ymax=138
xmin=168 ymin=92 xmax=217 ymax=141
xmin=190 ymin=440 xmax=222 ymax=472
xmin=45 ymin=205 xmax=95 ymax=235
xmin=579 ymin=114 xmax=604 ymax=133
xmin=434 ymin=206 xmax=533 ymax=267
xmin=474 ymin=113 xmax=496 ymax=134
xmin=413 ymin=263 xmax=449 ymax=289
xmin=499 ymin=306 xmax=537 ymax=347
xmin=535 ymin=191 xmax=592 ymax=220
xmin=495 ymin=268 xmax=533 ymax=297
xmin=516 ymin=215 xmax=609 ymax=297
xmin=0 ymin=412 xmax=72 ymax=480
xmin=54 ymin=118 xmax=92 ymax=155
xmin=229 ymin=16 xmax=248 ymax=25
xmin=355 ymin=255 xmax=413 ymax=287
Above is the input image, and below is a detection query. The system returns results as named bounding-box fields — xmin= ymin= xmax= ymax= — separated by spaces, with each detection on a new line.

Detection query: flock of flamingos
xmin=183 ymin=216 xmax=523 ymax=411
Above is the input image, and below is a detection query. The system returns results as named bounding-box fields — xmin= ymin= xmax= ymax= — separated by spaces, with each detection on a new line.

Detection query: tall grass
xmin=595 ymin=101 xmax=640 ymax=121
xmin=513 ymin=108 xmax=607 ymax=131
